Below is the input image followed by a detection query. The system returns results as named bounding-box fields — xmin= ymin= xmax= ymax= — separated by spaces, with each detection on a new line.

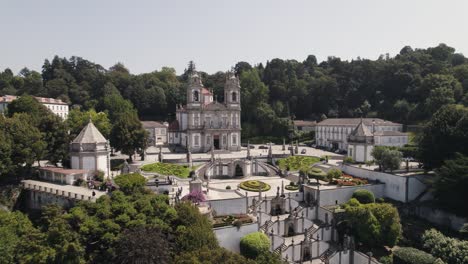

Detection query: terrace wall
xmin=213 ymin=223 xmax=259 ymax=252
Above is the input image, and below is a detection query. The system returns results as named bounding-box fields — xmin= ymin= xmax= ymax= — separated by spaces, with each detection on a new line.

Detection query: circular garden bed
xmin=239 ymin=180 xmax=271 ymax=192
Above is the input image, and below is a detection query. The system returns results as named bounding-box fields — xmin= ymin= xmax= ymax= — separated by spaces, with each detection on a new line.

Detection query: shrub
xmin=239 ymin=180 xmax=271 ymax=192
xmin=422 ymin=228 xmax=468 ymax=264
xmin=114 ymin=173 xmax=147 ymax=194
xmin=352 ymin=189 xmax=375 ymax=204
xmin=327 ymin=168 xmax=343 ymax=181
xmin=225 ymin=185 xmax=231 ymax=190
xmin=240 ymin=232 xmax=270 ymax=259
xmin=285 ymin=185 xmax=299 ymax=191
xmin=343 ymin=156 xmax=354 ymax=164
xmin=307 ymin=168 xmax=327 ymax=181
xmin=393 ymin=247 xmax=436 ymax=264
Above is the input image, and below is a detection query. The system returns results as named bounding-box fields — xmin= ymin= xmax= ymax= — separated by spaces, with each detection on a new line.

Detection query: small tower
xmin=187 ymin=70 xmax=204 ymax=108
xmin=70 ymin=120 xmax=110 ymax=177
xmin=224 ymin=71 xmax=241 ymax=108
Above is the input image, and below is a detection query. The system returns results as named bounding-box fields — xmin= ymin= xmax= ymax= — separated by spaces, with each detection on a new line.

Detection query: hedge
xmin=352 ymin=189 xmax=375 ymax=204
xmin=307 ymin=167 xmax=327 ymax=181
xmin=240 ymin=232 xmax=270 ymax=259
xmin=393 ymin=247 xmax=437 ymax=264
xmin=239 ymin=180 xmax=271 ymax=192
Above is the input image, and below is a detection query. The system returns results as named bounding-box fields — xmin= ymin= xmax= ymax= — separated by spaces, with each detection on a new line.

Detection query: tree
xmin=174 ymin=202 xmax=218 ymax=252
xmin=174 ymin=246 xmax=255 ymax=264
xmin=432 ymin=153 xmax=468 ymax=215
xmin=113 ymin=173 xmax=147 ymax=195
xmin=345 ymin=200 xmax=401 ymax=248
xmin=371 ymin=146 xmax=402 ymax=171
xmin=109 ymin=111 xmax=148 ymax=161
xmin=239 ymin=232 xmax=270 ymax=259
xmin=67 ymin=108 xmax=111 ymax=139
xmin=419 ymin=104 xmax=468 ymax=168
xmin=114 ymin=226 xmax=171 ymax=264
xmin=422 ymin=229 xmax=468 ymax=264
xmin=326 ymin=168 xmax=343 ymax=182
xmin=352 ymin=189 xmax=375 ymax=204
xmin=4 ymin=114 xmax=46 ymax=176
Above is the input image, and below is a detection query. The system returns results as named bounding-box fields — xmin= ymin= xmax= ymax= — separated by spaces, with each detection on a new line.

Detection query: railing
xmin=23 ymin=182 xmax=98 ymax=202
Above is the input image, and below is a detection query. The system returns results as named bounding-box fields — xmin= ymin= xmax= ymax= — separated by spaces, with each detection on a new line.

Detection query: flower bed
xmin=277 ymin=156 xmax=321 ymax=171
xmin=140 ymin=162 xmax=197 ymax=178
xmin=285 ymin=185 xmax=299 ymax=191
xmin=331 ymin=174 xmax=368 ymax=186
xmin=239 ymin=180 xmax=271 ymax=192
xmin=212 ymin=214 xmax=253 ymax=228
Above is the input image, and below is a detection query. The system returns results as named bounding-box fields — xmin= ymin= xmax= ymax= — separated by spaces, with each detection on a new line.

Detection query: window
xmin=161 ymin=129 xmax=166 ymax=135
xmin=206 ymin=136 xmax=211 ymax=145
xmin=232 ymin=134 xmax=237 ymax=145
xmin=232 ymin=92 xmax=237 ymax=102
xmin=222 ymin=135 xmax=227 ymax=146
xmin=194 ymin=115 xmax=199 ymax=126
xmin=194 ymin=135 xmax=199 ymax=146
xmin=193 ymin=90 xmax=199 ymax=102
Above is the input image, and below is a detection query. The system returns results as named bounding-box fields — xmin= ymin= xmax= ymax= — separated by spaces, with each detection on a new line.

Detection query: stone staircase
xmin=260 ymin=220 xmax=274 ymax=233
xmin=248 ymin=199 xmax=262 ymax=213
xmin=273 ymin=242 xmax=288 ymax=255
xmin=306 ymin=225 xmax=318 ymax=239
xmin=319 ymin=248 xmax=335 ymax=262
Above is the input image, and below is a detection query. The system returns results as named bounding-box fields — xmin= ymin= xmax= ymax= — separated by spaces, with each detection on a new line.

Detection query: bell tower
xmin=224 ymin=71 xmax=241 ymax=108
xmin=187 ymin=71 xmax=203 ymax=108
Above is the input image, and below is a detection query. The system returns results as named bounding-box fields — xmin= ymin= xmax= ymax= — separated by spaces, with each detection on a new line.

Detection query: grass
xmin=277 ymin=156 xmax=321 ymax=171
xmin=140 ymin=162 xmax=198 ymax=178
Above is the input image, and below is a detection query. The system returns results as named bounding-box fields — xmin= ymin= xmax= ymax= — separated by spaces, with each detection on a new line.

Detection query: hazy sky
xmin=1 ymin=0 xmax=467 ymax=74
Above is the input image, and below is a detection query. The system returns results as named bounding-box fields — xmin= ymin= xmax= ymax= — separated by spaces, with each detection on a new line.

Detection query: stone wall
xmin=318 ymin=184 xmax=385 ymax=206
xmin=409 ymin=206 xmax=467 ymax=231
xmin=341 ymin=165 xmax=428 ymax=203
xmin=213 ymin=223 xmax=259 ymax=252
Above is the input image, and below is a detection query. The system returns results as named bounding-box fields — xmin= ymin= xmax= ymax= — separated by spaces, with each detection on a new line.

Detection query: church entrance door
xmin=214 ymin=135 xmax=220 ymax=150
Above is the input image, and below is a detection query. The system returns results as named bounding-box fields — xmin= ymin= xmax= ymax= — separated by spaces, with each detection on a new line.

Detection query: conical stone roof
xmin=72 ymin=121 xmax=107 ymax=144
xmin=348 ymin=119 xmax=374 ymax=143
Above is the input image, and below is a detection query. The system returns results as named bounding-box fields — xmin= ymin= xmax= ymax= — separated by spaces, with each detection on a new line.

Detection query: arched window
xmin=232 ymin=92 xmax=237 ymax=102
xmin=193 ymin=90 xmax=199 ymax=102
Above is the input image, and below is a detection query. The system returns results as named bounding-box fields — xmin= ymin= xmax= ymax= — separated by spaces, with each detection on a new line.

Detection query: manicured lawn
xmin=277 ymin=156 xmax=320 ymax=171
xmin=140 ymin=162 xmax=198 ymax=178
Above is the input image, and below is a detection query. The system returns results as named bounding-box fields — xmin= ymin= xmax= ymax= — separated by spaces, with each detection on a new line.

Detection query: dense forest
xmin=1 ymin=43 xmax=467 ymax=139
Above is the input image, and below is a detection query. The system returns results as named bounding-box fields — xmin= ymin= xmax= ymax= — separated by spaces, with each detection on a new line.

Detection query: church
xmin=168 ymin=70 xmax=241 ymax=153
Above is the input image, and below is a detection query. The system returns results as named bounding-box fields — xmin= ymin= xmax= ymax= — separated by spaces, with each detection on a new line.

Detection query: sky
xmin=1 ymin=0 xmax=468 ymax=75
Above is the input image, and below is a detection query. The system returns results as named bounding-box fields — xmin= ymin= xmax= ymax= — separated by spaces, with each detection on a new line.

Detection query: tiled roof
xmin=0 ymin=95 xmax=18 ymax=103
xmin=0 ymin=95 xmax=67 ymax=105
xmin=318 ymin=118 xmax=401 ymax=126
xmin=350 ymin=120 xmax=373 ymax=137
xmin=294 ymin=120 xmax=317 ymax=127
xmin=35 ymin=96 xmax=68 ymax=105
xmin=39 ymin=167 xmax=87 ymax=175
xmin=201 ymin=88 xmax=212 ymax=95
xmin=374 ymin=131 xmax=407 ymax=136
xmin=141 ymin=121 xmax=167 ymax=128
xmin=72 ymin=121 xmax=107 ymax=144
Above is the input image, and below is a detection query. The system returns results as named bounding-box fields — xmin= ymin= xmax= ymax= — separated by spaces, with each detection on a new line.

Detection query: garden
xmin=277 ymin=156 xmax=321 ymax=171
xmin=212 ymin=214 xmax=253 ymax=228
xmin=140 ymin=162 xmax=197 ymax=178
xmin=239 ymin=180 xmax=271 ymax=192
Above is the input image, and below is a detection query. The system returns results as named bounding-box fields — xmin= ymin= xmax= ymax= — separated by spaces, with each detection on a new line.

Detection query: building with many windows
xmin=0 ymin=95 xmax=69 ymax=119
xmin=315 ymin=118 xmax=407 ymax=152
xmin=168 ymin=71 xmax=241 ymax=152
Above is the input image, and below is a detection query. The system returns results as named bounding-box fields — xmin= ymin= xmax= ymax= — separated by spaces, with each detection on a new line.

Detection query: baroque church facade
xmin=168 ymin=71 xmax=241 ymax=153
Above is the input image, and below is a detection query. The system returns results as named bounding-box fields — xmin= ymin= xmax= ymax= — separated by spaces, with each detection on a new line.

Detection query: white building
xmin=141 ymin=121 xmax=169 ymax=146
xmin=346 ymin=119 xmax=409 ymax=162
xmin=35 ymin=96 xmax=69 ymax=119
xmin=315 ymin=118 xmax=405 ymax=151
xmin=168 ymin=71 xmax=241 ymax=153
xmin=70 ymin=120 xmax=110 ymax=176
xmin=0 ymin=95 xmax=69 ymax=119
